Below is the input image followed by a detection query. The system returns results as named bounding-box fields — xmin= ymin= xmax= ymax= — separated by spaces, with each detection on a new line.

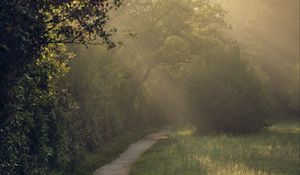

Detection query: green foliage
xmin=186 ymin=45 xmax=268 ymax=134
xmin=111 ymin=0 xmax=270 ymax=134
xmin=109 ymin=0 xmax=230 ymax=126
xmin=67 ymin=46 xmax=124 ymax=150
xmin=1 ymin=0 xmax=294 ymax=174
xmin=0 ymin=45 xmax=79 ymax=174
xmin=113 ymin=0 xmax=227 ymax=76
xmin=0 ymin=0 xmax=121 ymax=174
xmin=66 ymin=44 xmax=166 ymax=150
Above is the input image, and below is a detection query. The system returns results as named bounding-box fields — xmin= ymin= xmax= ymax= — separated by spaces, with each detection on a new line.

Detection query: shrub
xmin=186 ymin=46 xmax=268 ymax=134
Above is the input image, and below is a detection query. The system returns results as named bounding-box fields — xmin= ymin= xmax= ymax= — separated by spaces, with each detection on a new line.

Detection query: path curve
xmin=93 ymin=127 xmax=172 ymax=175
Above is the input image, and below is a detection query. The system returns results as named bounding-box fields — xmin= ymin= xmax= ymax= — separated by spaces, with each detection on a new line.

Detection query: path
xmin=93 ymin=127 xmax=172 ymax=175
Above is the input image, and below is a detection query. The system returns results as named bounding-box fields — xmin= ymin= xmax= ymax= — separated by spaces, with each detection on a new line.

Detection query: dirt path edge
xmin=93 ymin=126 xmax=173 ymax=175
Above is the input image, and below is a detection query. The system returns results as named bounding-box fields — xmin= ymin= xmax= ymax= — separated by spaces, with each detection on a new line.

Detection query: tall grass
xmin=131 ymin=121 xmax=300 ymax=175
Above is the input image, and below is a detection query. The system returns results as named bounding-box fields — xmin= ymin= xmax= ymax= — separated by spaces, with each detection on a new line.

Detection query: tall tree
xmin=0 ymin=0 xmax=122 ymax=174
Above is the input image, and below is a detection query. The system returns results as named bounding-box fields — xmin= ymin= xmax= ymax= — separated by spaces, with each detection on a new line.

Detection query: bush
xmin=186 ymin=46 xmax=268 ymax=134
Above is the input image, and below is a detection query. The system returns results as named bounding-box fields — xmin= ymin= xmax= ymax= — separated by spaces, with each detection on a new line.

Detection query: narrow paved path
xmin=93 ymin=127 xmax=172 ymax=175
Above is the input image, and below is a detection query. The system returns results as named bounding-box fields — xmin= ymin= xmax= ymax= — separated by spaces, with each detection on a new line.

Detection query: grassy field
xmin=131 ymin=121 xmax=300 ymax=175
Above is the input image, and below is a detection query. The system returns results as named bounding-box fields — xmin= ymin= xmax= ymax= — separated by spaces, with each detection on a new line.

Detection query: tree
xmin=0 ymin=0 xmax=122 ymax=174
xmin=216 ymin=0 xmax=299 ymax=118
xmin=112 ymin=0 xmax=227 ymax=83
xmin=107 ymin=0 xmax=228 ymax=124
xmin=185 ymin=45 xmax=268 ymax=134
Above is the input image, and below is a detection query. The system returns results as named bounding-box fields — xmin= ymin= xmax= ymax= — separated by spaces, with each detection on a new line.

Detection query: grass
xmin=68 ymin=126 xmax=157 ymax=175
xmin=131 ymin=121 xmax=300 ymax=175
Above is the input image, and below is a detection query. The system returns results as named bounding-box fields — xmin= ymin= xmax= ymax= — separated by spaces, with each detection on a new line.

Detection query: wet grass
xmin=131 ymin=120 xmax=300 ymax=175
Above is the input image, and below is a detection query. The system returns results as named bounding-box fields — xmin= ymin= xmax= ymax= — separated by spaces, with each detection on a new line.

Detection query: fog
xmin=1 ymin=0 xmax=299 ymax=173
xmin=219 ymin=0 xmax=299 ymax=61
xmin=69 ymin=0 xmax=299 ymax=133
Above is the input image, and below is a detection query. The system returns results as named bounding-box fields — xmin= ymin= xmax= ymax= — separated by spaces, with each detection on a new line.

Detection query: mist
xmin=1 ymin=0 xmax=299 ymax=174
xmin=69 ymin=0 xmax=299 ymax=126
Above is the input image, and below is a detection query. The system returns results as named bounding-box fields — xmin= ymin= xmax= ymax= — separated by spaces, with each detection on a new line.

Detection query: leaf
xmin=0 ymin=44 xmax=9 ymax=52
